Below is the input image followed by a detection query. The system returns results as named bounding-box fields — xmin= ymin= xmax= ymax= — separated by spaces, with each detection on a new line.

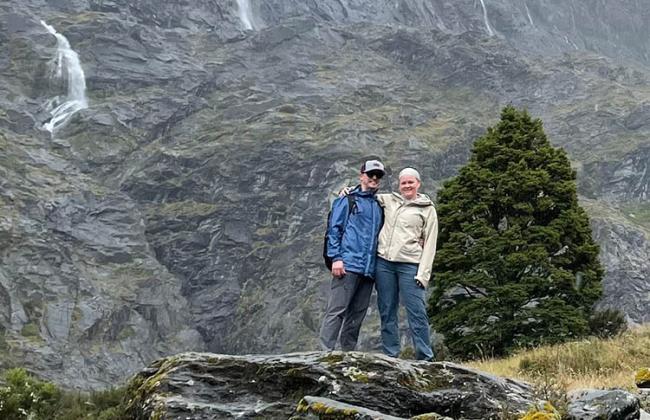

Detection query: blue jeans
xmin=375 ymin=257 xmax=434 ymax=361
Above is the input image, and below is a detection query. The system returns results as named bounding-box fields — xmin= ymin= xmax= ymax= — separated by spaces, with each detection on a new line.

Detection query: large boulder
xmin=125 ymin=351 xmax=539 ymax=419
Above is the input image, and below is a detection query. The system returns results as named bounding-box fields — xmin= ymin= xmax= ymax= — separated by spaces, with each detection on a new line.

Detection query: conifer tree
xmin=429 ymin=106 xmax=603 ymax=358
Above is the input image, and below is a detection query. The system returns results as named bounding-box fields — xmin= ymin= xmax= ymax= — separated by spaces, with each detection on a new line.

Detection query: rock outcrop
xmin=125 ymin=351 xmax=539 ymax=420
xmin=567 ymin=389 xmax=641 ymax=420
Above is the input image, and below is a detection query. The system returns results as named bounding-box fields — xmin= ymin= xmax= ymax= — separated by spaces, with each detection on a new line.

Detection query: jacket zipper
xmin=365 ymin=200 xmax=377 ymax=276
xmin=386 ymin=202 xmax=406 ymax=258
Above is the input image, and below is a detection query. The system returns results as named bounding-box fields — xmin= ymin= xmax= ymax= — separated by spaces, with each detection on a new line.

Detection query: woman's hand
xmin=338 ymin=187 xmax=352 ymax=197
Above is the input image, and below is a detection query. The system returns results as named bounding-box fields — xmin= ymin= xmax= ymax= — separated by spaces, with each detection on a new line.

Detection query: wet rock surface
xmin=125 ymin=351 xmax=538 ymax=420
xmin=567 ymin=389 xmax=641 ymax=420
xmin=0 ymin=0 xmax=649 ymax=389
xmin=590 ymin=210 xmax=650 ymax=325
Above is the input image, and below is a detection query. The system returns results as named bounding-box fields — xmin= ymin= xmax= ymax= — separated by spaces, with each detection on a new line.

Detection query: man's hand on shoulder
xmin=338 ymin=186 xmax=353 ymax=197
xmin=332 ymin=260 xmax=346 ymax=278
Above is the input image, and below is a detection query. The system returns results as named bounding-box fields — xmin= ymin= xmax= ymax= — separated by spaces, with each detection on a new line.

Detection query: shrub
xmin=0 ymin=368 xmax=127 ymax=419
xmin=588 ymin=308 xmax=627 ymax=338
xmin=0 ymin=368 xmax=60 ymax=419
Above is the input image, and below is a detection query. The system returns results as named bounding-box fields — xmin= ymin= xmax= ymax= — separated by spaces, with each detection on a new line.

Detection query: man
xmin=319 ymin=159 xmax=385 ymax=351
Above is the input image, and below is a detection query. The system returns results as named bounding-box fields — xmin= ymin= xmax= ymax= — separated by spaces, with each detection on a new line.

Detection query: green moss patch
xmin=519 ymin=402 xmax=561 ymax=420
xmin=319 ymin=353 xmax=345 ymax=365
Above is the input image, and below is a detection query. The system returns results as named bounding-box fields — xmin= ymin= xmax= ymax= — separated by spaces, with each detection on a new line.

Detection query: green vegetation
xmin=622 ymin=202 xmax=650 ymax=230
xmin=318 ymin=353 xmax=345 ymax=364
xmin=588 ymin=308 xmax=627 ymax=339
xmin=20 ymin=322 xmax=40 ymax=339
xmin=60 ymin=11 xmax=110 ymax=25
xmin=430 ymin=106 xmax=603 ymax=359
xmin=294 ymin=398 xmax=360 ymax=417
xmin=0 ymin=368 xmax=127 ymax=419
xmin=519 ymin=402 xmax=561 ymax=420
xmin=124 ymin=356 xmax=182 ymax=418
xmin=468 ymin=325 xmax=650 ymax=392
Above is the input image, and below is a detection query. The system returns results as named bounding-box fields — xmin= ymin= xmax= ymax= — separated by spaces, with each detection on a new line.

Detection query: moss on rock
xmin=20 ymin=322 xmax=40 ymax=338
xmin=319 ymin=353 xmax=345 ymax=365
xmin=519 ymin=402 xmax=561 ymax=420
xmin=636 ymin=368 xmax=650 ymax=388
xmin=294 ymin=397 xmax=362 ymax=418
xmin=124 ymin=356 xmax=182 ymax=418
xmin=410 ymin=413 xmax=450 ymax=419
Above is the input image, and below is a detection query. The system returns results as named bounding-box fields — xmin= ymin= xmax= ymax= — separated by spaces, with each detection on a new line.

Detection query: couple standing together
xmin=320 ymin=159 xmax=438 ymax=361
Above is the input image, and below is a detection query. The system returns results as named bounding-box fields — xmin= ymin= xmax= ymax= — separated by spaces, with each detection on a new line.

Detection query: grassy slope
xmin=467 ymin=325 xmax=650 ymax=392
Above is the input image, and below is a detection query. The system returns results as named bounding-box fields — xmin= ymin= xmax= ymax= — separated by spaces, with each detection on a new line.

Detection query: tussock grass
xmin=467 ymin=325 xmax=650 ymax=392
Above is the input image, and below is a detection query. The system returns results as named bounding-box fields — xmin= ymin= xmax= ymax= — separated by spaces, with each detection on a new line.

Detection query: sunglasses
xmin=365 ymin=170 xmax=384 ymax=179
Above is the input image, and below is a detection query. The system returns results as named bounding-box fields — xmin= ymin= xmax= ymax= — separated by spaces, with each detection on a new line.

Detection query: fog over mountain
xmin=1 ymin=0 xmax=649 ymax=389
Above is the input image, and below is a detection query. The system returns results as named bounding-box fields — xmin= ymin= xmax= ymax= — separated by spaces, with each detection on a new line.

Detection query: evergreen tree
xmin=429 ymin=106 xmax=603 ymax=358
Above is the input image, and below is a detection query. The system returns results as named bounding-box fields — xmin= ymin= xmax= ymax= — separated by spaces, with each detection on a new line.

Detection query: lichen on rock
xmin=519 ymin=402 xmax=561 ymax=420
xmin=636 ymin=368 xmax=650 ymax=388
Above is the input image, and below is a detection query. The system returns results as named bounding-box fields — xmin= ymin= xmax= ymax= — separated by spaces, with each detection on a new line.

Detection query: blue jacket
xmin=326 ymin=186 xmax=383 ymax=278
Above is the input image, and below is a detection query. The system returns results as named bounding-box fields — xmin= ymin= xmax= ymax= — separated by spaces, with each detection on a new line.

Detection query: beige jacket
xmin=376 ymin=192 xmax=438 ymax=288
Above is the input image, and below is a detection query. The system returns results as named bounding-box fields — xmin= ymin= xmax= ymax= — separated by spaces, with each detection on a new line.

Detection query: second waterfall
xmin=236 ymin=0 xmax=256 ymax=31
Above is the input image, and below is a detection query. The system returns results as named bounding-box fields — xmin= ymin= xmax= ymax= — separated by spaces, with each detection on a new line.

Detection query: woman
xmin=374 ymin=167 xmax=438 ymax=361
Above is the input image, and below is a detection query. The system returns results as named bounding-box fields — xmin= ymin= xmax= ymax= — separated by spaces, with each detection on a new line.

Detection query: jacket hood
xmin=352 ymin=185 xmax=378 ymax=197
xmin=391 ymin=191 xmax=433 ymax=206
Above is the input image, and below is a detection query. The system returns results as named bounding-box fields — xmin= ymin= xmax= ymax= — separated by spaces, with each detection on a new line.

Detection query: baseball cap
xmin=360 ymin=159 xmax=385 ymax=174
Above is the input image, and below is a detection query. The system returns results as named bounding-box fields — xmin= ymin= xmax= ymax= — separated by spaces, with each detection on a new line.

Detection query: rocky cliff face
xmin=1 ymin=0 xmax=649 ymax=388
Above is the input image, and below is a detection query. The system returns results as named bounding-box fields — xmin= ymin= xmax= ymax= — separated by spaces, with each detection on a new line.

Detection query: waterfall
xmin=40 ymin=20 xmax=88 ymax=133
xmin=479 ymin=0 xmax=495 ymax=37
xmin=524 ymin=2 xmax=534 ymax=27
xmin=236 ymin=0 xmax=255 ymax=31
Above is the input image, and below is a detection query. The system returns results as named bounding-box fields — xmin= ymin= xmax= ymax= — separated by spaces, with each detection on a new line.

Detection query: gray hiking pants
xmin=319 ymin=272 xmax=374 ymax=351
